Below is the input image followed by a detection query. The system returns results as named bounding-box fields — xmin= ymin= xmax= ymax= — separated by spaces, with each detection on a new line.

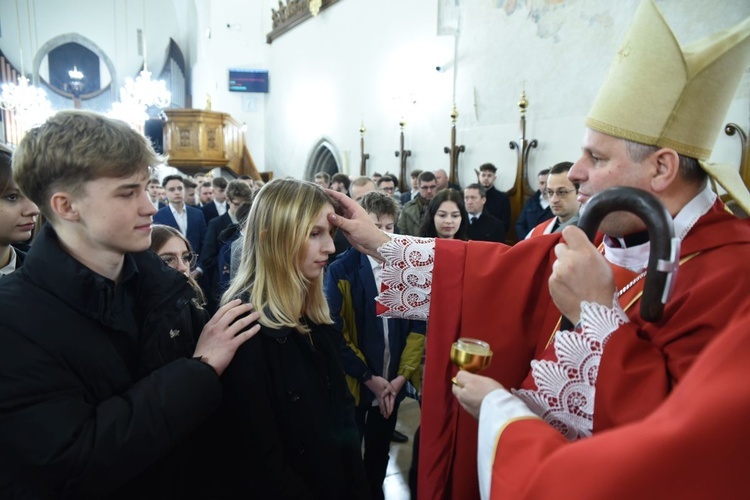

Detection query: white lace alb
xmin=512 ymin=298 xmax=628 ymax=440
xmin=377 ymin=235 xmax=435 ymax=321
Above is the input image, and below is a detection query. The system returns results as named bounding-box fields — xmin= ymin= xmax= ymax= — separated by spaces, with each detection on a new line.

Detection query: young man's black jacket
xmin=0 ymin=224 xmax=219 ymax=499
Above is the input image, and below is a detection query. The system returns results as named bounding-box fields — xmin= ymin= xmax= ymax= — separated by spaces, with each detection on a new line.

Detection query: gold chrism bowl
xmin=450 ymin=338 xmax=493 ymax=373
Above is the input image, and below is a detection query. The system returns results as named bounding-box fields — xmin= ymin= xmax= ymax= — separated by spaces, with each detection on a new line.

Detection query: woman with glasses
xmin=150 ymin=224 xmax=206 ymax=306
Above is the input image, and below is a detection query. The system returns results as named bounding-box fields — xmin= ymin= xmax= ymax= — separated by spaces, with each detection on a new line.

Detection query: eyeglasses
xmin=543 ymin=188 xmax=576 ymax=199
xmin=160 ymin=251 xmax=198 ymax=269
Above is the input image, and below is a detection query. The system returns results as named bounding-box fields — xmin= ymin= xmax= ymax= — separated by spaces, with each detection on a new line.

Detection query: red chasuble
xmin=489 ymin=306 xmax=750 ymax=499
xmin=418 ymin=201 xmax=750 ymax=500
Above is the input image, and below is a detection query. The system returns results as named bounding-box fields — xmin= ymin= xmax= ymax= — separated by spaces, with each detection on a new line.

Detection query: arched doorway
xmin=305 ymin=138 xmax=341 ymax=181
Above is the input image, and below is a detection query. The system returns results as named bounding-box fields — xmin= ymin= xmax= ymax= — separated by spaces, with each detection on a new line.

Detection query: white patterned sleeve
xmin=579 ymin=296 xmax=630 ymax=341
xmin=376 ymin=235 xmax=435 ymax=320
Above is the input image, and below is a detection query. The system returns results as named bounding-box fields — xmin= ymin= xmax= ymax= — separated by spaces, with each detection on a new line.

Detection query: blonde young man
xmin=0 ymin=111 xmax=260 ymax=497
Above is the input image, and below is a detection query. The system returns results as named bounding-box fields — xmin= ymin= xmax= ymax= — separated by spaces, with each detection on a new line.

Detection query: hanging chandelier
xmin=109 ymin=2 xmax=171 ymax=130
xmin=110 ymin=68 xmax=171 ymax=130
xmin=120 ymin=68 xmax=171 ymax=110
xmin=1 ymin=0 xmax=54 ymax=137
xmin=0 ymin=75 xmax=54 ymax=133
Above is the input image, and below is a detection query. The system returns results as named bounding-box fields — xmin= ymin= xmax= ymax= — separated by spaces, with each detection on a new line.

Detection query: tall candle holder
xmin=359 ymin=121 xmax=370 ymax=176
xmin=508 ymin=90 xmax=539 ymax=242
xmin=395 ymin=119 xmax=412 ymax=193
xmin=443 ymin=105 xmax=465 ymax=186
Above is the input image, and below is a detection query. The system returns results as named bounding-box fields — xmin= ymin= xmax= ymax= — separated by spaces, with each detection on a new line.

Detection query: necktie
xmin=470 ymin=216 xmax=477 ymax=225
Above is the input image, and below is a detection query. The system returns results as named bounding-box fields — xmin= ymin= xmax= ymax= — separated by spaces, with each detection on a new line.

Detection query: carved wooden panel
xmin=163 ymin=109 xmax=243 ymax=172
xmin=267 ymin=0 xmax=341 ymax=44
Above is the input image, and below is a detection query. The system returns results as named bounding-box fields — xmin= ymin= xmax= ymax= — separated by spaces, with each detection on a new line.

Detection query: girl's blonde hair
xmin=222 ymin=178 xmax=335 ymax=332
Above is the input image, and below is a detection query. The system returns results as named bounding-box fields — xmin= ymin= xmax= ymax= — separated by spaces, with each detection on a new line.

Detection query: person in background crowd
xmin=515 ymin=168 xmax=553 ymax=240
xmin=314 ymin=171 xmax=331 ymax=189
xmin=0 ymin=144 xmax=39 ymax=276
xmin=464 ymin=183 xmax=505 ymax=243
xmin=350 ymin=176 xmax=377 ymax=204
xmin=478 ymin=163 xmax=511 ymax=237
xmin=183 ymin=177 xmax=198 ymax=207
xmin=146 ymin=177 xmax=165 ymax=210
xmin=525 ymin=162 xmax=580 ymax=238
xmin=199 ymin=181 xmax=213 ymax=207
xmin=331 ymin=173 xmax=351 ymax=195
xmin=401 ymin=169 xmax=423 ymax=205
xmin=418 ymin=188 xmax=468 ymax=241
xmin=203 ymin=177 xmax=228 ymax=223
xmin=150 ymin=224 xmax=206 ymax=306
xmin=398 ymin=171 xmax=438 ymax=236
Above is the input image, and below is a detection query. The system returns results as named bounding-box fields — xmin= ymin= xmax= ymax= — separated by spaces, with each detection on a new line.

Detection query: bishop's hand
xmin=549 ymin=226 xmax=616 ymax=326
xmin=326 ymin=189 xmax=391 ymax=261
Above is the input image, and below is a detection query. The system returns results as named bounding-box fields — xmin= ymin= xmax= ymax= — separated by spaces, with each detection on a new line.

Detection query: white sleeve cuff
xmin=477 ymin=388 xmax=537 ymax=500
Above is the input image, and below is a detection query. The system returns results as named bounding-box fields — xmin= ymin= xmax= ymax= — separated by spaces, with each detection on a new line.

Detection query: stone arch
xmin=32 ymin=33 xmax=117 ymax=102
xmin=304 ymin=138 xmax=341 ymax=181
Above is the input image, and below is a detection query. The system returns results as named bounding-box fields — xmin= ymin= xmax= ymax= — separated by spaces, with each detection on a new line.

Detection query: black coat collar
xmin=22 ymin=224 xmax=194 ymax=329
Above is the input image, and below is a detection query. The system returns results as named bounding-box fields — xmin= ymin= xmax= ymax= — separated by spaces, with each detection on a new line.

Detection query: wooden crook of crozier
xmin=559 ymin=187 xmax=680 ymax=331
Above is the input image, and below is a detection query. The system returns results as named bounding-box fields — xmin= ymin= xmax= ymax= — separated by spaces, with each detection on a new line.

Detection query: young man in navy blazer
xmin=202 ymin=177 xmax=228 ymax=223
xmin=154 ymin=175 xmax=207 ymax=263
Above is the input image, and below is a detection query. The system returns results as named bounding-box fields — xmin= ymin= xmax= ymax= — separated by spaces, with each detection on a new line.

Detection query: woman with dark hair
xmin=149 ymin=224 xmax=206 ymax=306
xmin=418 ymin=188 xmax=468 ymax=240
xmin=0 ymin=144 xmax=39 ymax=276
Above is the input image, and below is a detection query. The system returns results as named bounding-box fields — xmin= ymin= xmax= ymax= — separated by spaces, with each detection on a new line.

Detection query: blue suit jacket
xmin=153 ymin=205 xmax=207 ymax=257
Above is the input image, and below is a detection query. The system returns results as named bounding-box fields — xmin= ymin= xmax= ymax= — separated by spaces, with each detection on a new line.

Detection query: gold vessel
xmin=450 ymin=338 xmax=493 ymax=373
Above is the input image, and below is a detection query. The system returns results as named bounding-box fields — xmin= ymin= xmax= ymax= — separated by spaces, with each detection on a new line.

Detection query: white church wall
xmin=257 ymin=0 xmax=749 ymax=186
xmin=0 ymin=0 xmax=747 ymax=185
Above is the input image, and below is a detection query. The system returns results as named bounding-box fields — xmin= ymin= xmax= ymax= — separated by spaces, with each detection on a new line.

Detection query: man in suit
xmin=183 ymin=177 xmax=198 ymax=207
xmin=401 ymin=169 xmax=422 ymax=205
xmin=515 ymin=168 xmax=554 ymax=239
xmin=154 ymin=175 xmax=207 ymax=263
xmin=202 ymin=177 xmax=228 ymax=223
xmin=199 ymin=180 xmax=253 ymax=313
xmin=525 ymin=162 xmax=580 ymax=238
xmin=198 ymin=181 xmax=213 ymax=207
xmin=146 ymin=177 xmax=165 ymax=210
xmin=478 ymin=163 xmax=511 ymax=234
xmin=464 ymin=183 xmax=505 ymax=243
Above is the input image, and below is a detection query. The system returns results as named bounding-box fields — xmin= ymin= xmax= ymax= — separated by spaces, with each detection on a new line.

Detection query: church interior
xmin=0 ymin=1 xmax=748 ymax=498
xmin=1 ymin=1 xmax=747 ymax=225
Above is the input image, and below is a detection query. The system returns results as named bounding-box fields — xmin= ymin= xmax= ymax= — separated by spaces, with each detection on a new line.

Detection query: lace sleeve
xmin=579 ymin=296 xmax=629 ymax=339
xmin=376 ymin=235 xmax=435 ymax=320
xmin=512 ymin=295 xmax=630 ymax=440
